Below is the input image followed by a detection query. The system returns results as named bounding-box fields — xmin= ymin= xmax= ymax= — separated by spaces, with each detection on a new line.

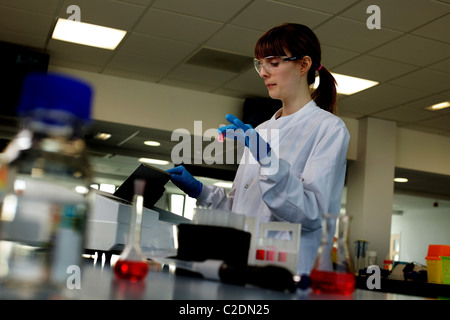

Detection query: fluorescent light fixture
xmin=75 ymin=186 xmax=89 ymax=194
xmin=144 ymin=141 xmax=161 ymax=147
xmin=138 ymin=158 xmax=170 ymax=165
xmin=393 ymin=177 xmax=408 ymax=183
xmin=425 ymin=101 xmax=450 ymax=111
xmin=94 ymin=132 xmax=112 ymax=140
xmin=313 ymin=73 xmax=379 ymax=95
xmin=99 ymin=183 xmax=116 ymax=193
xmin=52 ymin=18 xmax=126 ymax=50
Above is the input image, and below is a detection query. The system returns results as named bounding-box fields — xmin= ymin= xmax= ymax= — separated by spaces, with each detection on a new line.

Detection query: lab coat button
xmin=244 ymin=184 xmax=249 ymax=189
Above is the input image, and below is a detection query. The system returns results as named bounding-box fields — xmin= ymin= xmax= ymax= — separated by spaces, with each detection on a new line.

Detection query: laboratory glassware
xmin=310 ymin=214 xmax=356 ymax=295
xmin=114 ymin=179 xmax=149 ymax=281
xmin=0 ymin=72 xmax=93 ymax=298
xmin=354 ymin=239 xmax=369 ymax=271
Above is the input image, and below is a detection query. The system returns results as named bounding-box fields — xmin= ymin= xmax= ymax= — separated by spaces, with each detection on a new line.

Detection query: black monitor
xmin=113 ymin=164 xmax=171 ymax=209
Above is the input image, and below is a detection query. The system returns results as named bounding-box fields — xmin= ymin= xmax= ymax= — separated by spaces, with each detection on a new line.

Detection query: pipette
xmin=153 ymin=257 xmax=298 ymax=292
xmin=114 ymin=179 xmax=149 ymax=281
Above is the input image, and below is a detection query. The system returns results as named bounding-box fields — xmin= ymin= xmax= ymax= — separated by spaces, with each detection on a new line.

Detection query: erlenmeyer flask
xmin=310 ymin=213 xmax=355 ymax=295
xmin=114 ymin=179 xmax=149 ymax=281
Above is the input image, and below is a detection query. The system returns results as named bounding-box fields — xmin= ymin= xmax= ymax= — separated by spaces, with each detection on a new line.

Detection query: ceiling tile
xmin=159 ymin=78 xmax=216 ymax=93
xmin=336 ymin=109 xmax=366 ymax=119
xmin=395 ymin=93 xmax=450 ymax=113
xmin=321 ymin=45 xmax=360 ymax=69
xmin=415 ymin=114 xmax=450 ymax=131
xmin=0 ymin=0 xmax=60 ymax=15
xmin=204 ymin=25 xmax=262 ymax=56
xmin=106 ymin=52 xmax=174 ymax=77
xmin=428 ymin=57 xmax=450 ymax=74
xmin=338 ymin=96 xmax=391 ymax=114
xmin=412 ymin=14 xmax=450 ymax=44
xmin=120 ymin=32 xmax=197 ymax=62
xmin=314 ymin=17 xmax=402 ymax=53
xmin=334 ymin=54 xmax=419 ymax=82
xmin=388 ymin=68 xmax=450 ymax=93
xmin=47 ymin=39 xmax=114 ymax=67
xmin=351 ymin=83 xmax=430 ymax=108
xmin=340 ymin=0 xmax=450 ymax=32
xmin=165 ymin=64 xmax=237 ymax=87
xmin=116 ymin=0 xmax=153 ymax=6
xmin=58 ymin=0 xmax=146 ymax=30
xmin=230 ymin=0 xmax=332 ymax=32
xmin=222 ymin=71 xmax=267 ymax=97
xmin=371 ymin=105 xmax=436 ymax=123
xmin=134 ymin=8 xmax=223 ymax=44
xmin=275 ymin=0 xmax=361 ymax=14
xmin=152 ymin=0 xmax=252 ymax=22
xmin=102 ymin=68 xmax=162 ymax=83
xmin=0 ymin=30 xmax=47 ymax=49
xmin=0 ymin=6 xmax=55 ymax=37
xmin=369 ymin=34 xmax=450 ymax=67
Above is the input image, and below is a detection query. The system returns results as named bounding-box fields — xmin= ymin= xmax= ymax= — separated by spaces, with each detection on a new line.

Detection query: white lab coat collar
xmin=266 ymin=99 xmax=318 ymax=130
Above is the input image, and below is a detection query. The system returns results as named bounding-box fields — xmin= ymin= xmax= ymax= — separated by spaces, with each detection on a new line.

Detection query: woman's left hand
xmin=217 ymin=114 xmax=271 ymax=161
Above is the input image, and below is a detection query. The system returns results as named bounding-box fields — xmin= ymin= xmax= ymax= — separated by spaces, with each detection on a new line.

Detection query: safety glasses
xmin=253 ymin=56 xmax=302 ymax=74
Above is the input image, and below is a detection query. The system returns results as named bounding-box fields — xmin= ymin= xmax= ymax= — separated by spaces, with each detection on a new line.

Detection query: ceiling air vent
xmin=185 ymin=48 xmax=253 ymax=73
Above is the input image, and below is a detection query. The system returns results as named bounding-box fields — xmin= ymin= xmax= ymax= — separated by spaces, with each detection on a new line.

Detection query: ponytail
xmin=310 ymin=65 xmax=337 ymax=114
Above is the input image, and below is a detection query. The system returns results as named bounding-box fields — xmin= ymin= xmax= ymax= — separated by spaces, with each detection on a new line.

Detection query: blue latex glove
xmin=166 ymin=165 xmax=203 ymax=198
xmin=217 ymin=114 xmax=271 ymax=161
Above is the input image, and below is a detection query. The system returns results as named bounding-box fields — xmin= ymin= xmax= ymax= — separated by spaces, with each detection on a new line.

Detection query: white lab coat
xmin=197 ymin=100 xmax=350 ymax=275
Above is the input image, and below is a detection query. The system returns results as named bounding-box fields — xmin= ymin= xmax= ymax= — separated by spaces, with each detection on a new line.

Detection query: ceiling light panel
xmin=426 ymin=101 xmax=450 ymax=111
xmin=52 ymin=18 xmax=127 ymax=50
xmin=138 ymin=158 xmax=169 ymax=165
xmin=313 ymin=73 xmax=379 ymax=95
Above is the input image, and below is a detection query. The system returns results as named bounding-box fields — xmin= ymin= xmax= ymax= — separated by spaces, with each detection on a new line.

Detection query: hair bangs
xmin=254 ymin=28 xmax=287 ymax=59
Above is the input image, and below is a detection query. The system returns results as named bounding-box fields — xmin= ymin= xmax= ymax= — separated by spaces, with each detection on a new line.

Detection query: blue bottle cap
xmin=17 ymin=72 xmax=93 ymax=122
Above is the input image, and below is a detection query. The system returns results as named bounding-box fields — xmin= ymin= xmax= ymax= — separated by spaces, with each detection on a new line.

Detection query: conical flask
xmin=114 ymin=179 xmax=149 ymax=281
xmin=310 ymin=213 xmax=355 ymax=295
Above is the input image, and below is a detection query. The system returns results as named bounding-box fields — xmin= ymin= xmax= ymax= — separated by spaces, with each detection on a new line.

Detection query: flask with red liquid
xmin=114 ymin=179 xmax=149 ymax=281
xmin=310 ymin=214 xmax=356 ymax=295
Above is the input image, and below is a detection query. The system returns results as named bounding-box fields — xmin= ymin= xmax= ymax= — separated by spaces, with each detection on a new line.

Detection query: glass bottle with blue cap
xmin=0 ymin=72 xmax=93 ymax=298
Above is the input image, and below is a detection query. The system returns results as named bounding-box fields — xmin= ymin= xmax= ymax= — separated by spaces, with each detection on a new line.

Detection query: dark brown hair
xmin=254 ymin=23 xmax=337 ymax=114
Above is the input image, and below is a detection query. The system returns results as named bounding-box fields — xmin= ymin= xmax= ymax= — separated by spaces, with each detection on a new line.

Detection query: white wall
xmin=391 ymin=195 xmax=450 ymax=265
xmin=50 ymin=66 xmax=244 ymax=134
xmin=396 ymin=128 xmax=450 ymax=176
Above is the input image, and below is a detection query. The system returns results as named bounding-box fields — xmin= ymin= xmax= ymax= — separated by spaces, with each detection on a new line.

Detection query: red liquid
xmin=114 ymin=260 xmax=149 ymax=281
xmin=256 ymin=249 xmax=265 ymax=260
xmin=310 ymin=270 xmax=356 ymax=295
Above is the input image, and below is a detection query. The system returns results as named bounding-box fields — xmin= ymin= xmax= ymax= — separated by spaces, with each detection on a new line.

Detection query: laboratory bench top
xmin=73 ymin=263 xmax=431 ymax=301
xmin=1 ymin=261 xmax=442 ymax=319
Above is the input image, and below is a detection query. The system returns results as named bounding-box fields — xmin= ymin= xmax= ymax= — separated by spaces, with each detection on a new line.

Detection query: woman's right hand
xmin=166 ymin=165 xmax=203 ymax=198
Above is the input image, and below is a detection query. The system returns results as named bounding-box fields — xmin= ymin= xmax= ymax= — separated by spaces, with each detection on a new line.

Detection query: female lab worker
xmin=167 ymin=23 xmax=350 ymax=275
